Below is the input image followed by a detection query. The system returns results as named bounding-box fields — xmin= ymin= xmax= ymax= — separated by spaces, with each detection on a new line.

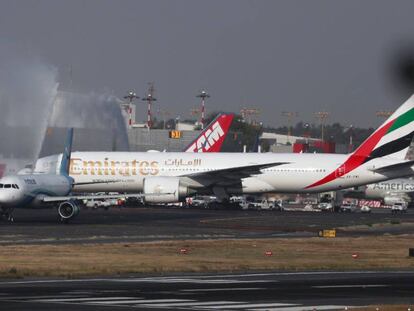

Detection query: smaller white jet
xmin=0 ymin=129 xmax=154 ymax=223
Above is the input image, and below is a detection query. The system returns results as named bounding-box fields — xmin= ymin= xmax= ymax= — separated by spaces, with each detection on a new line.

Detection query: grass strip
xmin=0 ymin=235 xmax=413 ymax=278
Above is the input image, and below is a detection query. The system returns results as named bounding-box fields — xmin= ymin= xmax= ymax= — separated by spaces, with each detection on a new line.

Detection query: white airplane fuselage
xmin=0 ymin=174 xmax=71 ymax=208
xmin=60 ymin=151 xmax=409 ymax=195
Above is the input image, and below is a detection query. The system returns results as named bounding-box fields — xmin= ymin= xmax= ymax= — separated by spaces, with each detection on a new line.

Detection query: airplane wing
xmin=183 ymin=162 xmax=288 ymax=187
xmin=42 ymin=192 xmax=172 ymax=203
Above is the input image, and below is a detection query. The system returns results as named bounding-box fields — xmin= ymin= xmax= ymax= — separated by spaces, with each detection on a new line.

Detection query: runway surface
xmin=0 ymin=207 xmax=413 ymax=245
xmin=0 ymin=271 xmax=413 ymax=310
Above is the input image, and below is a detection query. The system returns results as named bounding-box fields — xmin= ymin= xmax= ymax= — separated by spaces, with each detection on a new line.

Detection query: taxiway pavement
xmin=0 ymin=207 xmax=413 ymax=245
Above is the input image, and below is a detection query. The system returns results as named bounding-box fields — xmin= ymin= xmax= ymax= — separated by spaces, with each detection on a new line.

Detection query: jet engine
xmin=143 ymin=177 xmax=194 ymax=203
xmin=58 ymin=200 xmax=80 ymax=220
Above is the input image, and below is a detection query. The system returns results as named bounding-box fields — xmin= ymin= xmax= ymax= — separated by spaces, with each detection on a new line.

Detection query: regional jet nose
xmin=0 ymin=181 xmax=21 ymax=207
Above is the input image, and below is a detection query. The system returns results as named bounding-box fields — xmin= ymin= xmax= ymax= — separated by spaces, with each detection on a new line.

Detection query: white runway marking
xmin=138 ymin=301 xmax=242 ymax=307
xmin=0 ymin=270 xmax=412 ymax=285
xmin=116 ymin=277 xmax=272 ymax=284
xmin=33 ymin=296 xmax=137 ymax=302
xmin=92 ymin=299 xmax=193 ymax=305
xmin=197 ymin=302 xmax=298 ymax=309
xmin=313 ymin=284 xmax=388 ymax=289
xmin=249 ymin=305 xmax=347 ymax=311
xmin=182 ymin=287 xmax=264 ymax=292
xmin=2 ymin=295 xmax=87 ymax=300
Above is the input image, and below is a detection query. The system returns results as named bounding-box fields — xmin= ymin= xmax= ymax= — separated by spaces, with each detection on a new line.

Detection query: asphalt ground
xmin=0 ymin=271 xmax=413 ymax=310
xmin=0 ymin=206 xmax=413 ymax=245
xmin=1 ymin=207 xmax=414 ymax=310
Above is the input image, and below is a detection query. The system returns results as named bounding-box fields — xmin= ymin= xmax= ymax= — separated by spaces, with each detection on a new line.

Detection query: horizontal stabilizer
xmin=369 ymin=160 xmax=414 ymax=174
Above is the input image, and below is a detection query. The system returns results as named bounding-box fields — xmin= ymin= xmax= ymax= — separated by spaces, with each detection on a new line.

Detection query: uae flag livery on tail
xmin=184 ymin=113 xmax=234 ymax=152
xmin=306 ymin=95 xmax=414 ymax=189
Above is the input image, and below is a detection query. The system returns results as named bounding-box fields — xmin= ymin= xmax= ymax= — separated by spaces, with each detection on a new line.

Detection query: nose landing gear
xmin=0 ymin=206 xmax=14 ymax=223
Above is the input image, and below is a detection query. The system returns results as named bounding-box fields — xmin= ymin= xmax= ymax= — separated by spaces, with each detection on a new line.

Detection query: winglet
xmin=60 ymin=128 xmax=74 ymax=176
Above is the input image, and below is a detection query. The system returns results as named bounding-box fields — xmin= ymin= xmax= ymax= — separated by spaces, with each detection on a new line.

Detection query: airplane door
xmin=335 ymin=164 xmax=346 ymax=178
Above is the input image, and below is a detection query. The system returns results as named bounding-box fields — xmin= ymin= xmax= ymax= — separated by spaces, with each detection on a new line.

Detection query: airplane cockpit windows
xmin=0 ymin=184 xmax=20 ymax=189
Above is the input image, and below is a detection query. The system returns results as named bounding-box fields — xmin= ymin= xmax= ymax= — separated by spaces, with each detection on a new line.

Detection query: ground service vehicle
xmin=391 ymin=202 xmax=408 ymax=213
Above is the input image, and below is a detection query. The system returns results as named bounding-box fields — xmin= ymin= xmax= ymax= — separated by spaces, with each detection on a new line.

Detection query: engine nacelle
xmin=384 ymin=196 xmax=411 ymax=205
xmin=143 ymin=177 xmax=193 ymax=203
xmin=58 ymin=200 xmax=80 ymax=220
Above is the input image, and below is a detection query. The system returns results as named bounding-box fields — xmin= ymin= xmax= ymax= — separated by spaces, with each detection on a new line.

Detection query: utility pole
xmin=142 ymin=83 xmax=157 ymax=129
xmin=281 ymin=111 xmax=298 ymax=143
xmin=314 ymin=111 xmax=330 ymax=141
xmin=123 ymin=90 xmax=139 ymax=128
xmin=196 ymin=90 xmax=210 ymax=129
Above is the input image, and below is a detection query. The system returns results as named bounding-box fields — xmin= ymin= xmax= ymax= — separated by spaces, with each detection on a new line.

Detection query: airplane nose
xmin=0 ymin=191 xmax=15 ymax=207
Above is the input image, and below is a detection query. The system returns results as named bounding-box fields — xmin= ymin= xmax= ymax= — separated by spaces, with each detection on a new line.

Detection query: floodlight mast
xmin=196 ymin=90 xmax=210 ymax=129
xmin=142 ymin=83 xmax=157 ymax=129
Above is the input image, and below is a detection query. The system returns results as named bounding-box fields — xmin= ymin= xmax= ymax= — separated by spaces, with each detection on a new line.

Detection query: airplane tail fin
xmin=351 ymin=94 xmax=414 ymax=162
xmin=59 ymin=128 xmax=74 ymax=176
xmin=184 ymin=113 xmax=234 ymax=152
xmin=305 ymin=95 xmax=414 ymax=190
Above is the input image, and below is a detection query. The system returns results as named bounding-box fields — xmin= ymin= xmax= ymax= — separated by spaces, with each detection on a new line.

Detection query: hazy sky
xmin=1 ymin=0 xmax=414 ymax=128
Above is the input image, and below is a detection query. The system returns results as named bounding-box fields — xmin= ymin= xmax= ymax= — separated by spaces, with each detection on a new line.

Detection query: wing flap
xmin=42 ymin=192 xmax=173 ymax=203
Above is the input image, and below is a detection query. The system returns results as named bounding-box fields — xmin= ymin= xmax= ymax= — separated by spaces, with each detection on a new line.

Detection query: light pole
xmin=196 ymin=90 xmax=210 ymax=129
xmin=142 ymin=84 xmax=157 ymax=129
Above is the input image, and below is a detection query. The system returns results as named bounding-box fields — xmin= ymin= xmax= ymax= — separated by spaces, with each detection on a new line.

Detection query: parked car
xmin=317 ymin=202 xmax=334 ymax=212
xmin=240 ymin=198 xmax=282 ymax=211
xmin=391 ymin=202 xmax=408 ymax=213
xmin=360 ymin=205 xmax=372 ymax=213
xmin=189 ymin=197 xmax=208 ymax=208
xmin=340 ymin=202 xmax=357 ymax=213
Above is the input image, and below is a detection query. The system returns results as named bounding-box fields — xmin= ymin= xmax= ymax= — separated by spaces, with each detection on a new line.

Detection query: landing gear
xmin=0 ymin=206 xmax=14 ymax=223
